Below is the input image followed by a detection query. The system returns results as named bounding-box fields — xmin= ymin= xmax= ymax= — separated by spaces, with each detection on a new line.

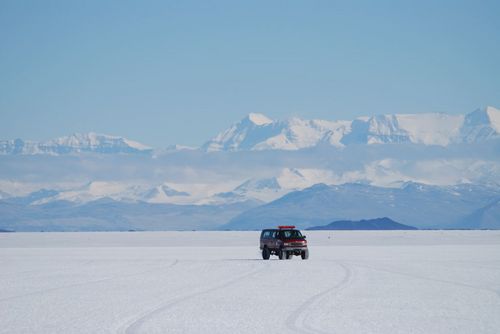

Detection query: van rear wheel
xmin=262 ymin=247 xmax=270 ymax=260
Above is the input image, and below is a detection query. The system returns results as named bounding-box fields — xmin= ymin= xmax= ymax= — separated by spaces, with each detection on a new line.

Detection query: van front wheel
xmin=301 ymin=249 xmax=309 ymax=260
xmin=278 ymin=248 xmax=286 ymax=260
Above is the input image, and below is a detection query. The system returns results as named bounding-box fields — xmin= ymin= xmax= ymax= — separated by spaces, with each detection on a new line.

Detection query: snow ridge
xmin=203 ymin=115 xmax=350 ymax=152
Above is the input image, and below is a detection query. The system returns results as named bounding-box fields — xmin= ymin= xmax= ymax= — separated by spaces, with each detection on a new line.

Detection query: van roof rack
xmin=278 ymin=225 xmax=295 ymax=229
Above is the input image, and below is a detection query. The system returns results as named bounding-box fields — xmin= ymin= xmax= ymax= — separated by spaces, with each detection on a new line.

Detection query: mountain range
xmin=224 ymin=182 xmax=500 ymax=230
xmin=0 ymin=106 xmax=499 ymax=231
xmin=1 ymin=106 xmax=499 ymax=155
xmin=2 ymin=181 xmax=498 ymax=231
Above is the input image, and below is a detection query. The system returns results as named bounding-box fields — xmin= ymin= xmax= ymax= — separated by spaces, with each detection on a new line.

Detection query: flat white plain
xmin=1 ymin=231 xmax=500 ymax=334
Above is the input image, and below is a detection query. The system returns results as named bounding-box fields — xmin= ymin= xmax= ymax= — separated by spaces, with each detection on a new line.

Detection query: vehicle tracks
xmin=0 ymin=259 xmax=179 ymax=303
xmin=286 ymin=262 xmax=353 ymax=334
xmin=118 ymin=261 xmax=269 ymax=334
xmin=349 ymin=261 xmax=500 ymax=300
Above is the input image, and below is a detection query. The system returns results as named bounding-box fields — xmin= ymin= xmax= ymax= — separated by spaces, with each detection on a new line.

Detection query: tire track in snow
xmin=286 ymin=262 xmax=353 ymax=334
xmin=0 ymin=259 xmax=179 ymax=303
xmin=0 ymin=259 xmax=94 ymax=278
xmin=425 ymin=259 xmax=500 ymax=271
xmin=350 ymin=261 xmax=500 ymax=300
xmin=0 ymin=268 xmax=43 ymax=278
xmin=119 ymin=262 xmax=269 ymax=334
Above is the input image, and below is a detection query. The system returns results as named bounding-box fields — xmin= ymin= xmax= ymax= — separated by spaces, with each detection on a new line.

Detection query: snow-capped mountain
xmin=141 ymin=184 xmax=190 ymax=203
xmin=341 ymin=113 xmax=463 ymax=146
xmin=202 ymin=168 xmax=341 ymax=205
xmin=0 ymin=133 xmax=152 ymax=155
xmin=203 ymin=106 xmax=500 ymax=151
xmin=207 ymin=177 xmax=284 ymax=204
xmin=234 ymin=177 xmax=282 ymax=193
xmin=202 ymin=113 xmax=350 ymax=151
xmin=460 ymin=106 xmax=500 ymax=143
xmin=25 ymin=181 xmax=194 ymax=205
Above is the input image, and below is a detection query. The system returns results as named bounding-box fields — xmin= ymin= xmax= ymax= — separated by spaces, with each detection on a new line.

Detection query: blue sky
xmin=1 ymin=0 xmax=499 ymax=147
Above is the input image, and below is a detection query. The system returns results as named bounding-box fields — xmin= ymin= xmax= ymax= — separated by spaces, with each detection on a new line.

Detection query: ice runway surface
xmin=1 ymin=231 xmax=500 ymax=334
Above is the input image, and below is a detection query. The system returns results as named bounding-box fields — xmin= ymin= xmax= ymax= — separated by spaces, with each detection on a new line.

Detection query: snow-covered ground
xmin=1 ymin=231 xmax=500 ymax=334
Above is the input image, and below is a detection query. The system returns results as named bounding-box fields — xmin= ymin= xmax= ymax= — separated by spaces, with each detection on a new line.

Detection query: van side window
xmin=262 ymin=231 xmax=271 ymax=238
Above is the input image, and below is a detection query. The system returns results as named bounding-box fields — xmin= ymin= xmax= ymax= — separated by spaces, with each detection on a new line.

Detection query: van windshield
xmin=280 ymin=230 xmax=303 ymax=239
